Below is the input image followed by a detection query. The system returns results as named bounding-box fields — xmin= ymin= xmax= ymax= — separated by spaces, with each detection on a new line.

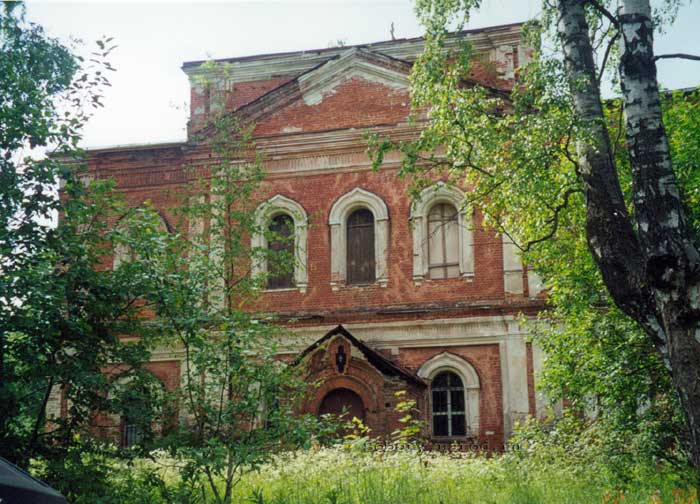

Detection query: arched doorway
xmin=318 ymin=387 xmax=366 ymax=422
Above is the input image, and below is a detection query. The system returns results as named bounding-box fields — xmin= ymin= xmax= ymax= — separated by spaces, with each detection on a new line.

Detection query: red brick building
xmin=75 ymin=23 xmax=548 ymax=449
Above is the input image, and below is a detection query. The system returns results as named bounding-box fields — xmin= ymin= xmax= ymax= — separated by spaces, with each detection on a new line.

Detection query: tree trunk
xmin=618 ymin=0 xmax=700 ymax=470
xmin=556 ymin=0 xmax=700 ymax=471
xmin=555 ymin=0 xmax=653 ymax=326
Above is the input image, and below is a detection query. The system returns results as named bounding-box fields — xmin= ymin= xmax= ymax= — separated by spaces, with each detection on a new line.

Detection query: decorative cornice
xmin=182 ymin=24 xmax=524 ymax=83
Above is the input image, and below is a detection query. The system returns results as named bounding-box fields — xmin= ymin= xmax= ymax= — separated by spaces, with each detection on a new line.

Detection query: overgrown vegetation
xmin=369 ymin=0 xmax=700 ymax=475
xmin=28 ymin=428 xmax=698 ymax=504
xmin=0 ymin=1 xmax=162 ymax=471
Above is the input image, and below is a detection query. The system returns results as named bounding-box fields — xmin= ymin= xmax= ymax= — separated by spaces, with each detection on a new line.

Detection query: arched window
xmin=267 ymin=214 xmax=295 ymax=289
xmin=410 ymin=183 xmax=474 ymax=284
xmin=427 ymin=203 xmax=460 ymax=279
xmin=108 ymin=371 xmax=166 ymax=449
xmin=431 ymin=371 xmax=466 ymax=437
xmin=328 ymin=188 xmax=389 ymax=288
xmin=418 ymin=352 xmax=480 ymax=438
xmin=346 ymin=209 xmax=375 ymax=284
xmin=121 ymin=416 xmax=144 ymax=448
xmin=113 ymin=208 xmax=171 ymax=269
xmin=251 ymin=195 xmax=308 ymax=292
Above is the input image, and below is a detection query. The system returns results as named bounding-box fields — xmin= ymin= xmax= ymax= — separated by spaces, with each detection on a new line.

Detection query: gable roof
xmin=194 ymin=47 xmax=412 ymax=137
xmin=294 ymin=325 xmax=426 ymax=387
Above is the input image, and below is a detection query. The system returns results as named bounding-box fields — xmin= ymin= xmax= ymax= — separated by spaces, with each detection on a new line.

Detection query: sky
xmin=27 ymin=0 xmax=700 ymax=149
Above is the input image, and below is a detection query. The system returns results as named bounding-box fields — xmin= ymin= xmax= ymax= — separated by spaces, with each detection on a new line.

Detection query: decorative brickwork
xmin=76 ymin=24 xmax=548 ymax=450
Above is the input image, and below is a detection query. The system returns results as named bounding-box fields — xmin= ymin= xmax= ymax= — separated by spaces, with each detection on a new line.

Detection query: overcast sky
xmin=27 ymin=0 xmax=700 ymax=149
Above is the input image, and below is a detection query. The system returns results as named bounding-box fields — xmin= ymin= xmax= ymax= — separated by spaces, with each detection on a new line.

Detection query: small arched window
xmin=427 ymin=203 xmax=460 ymax=279
xmin=431 ymin=371 xmax=466 ymax=437
xmin=267 ymin=214 xmax=295 ymax=289
xmin=346 ymin=209 xmax=375 ymax=284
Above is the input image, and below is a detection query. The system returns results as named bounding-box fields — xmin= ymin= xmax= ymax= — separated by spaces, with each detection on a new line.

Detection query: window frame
xmin=426 ymin=202 xmax=461 ymax=280
xmin=266 ymin=213 xmax=296 ymax=289
xmin=430 ymin=371 xmax=467 ymax=437
xmin=410 ymin=183 xmax=474 ymax=285
xmin=417 ymin=352 xmax=480 ymax=439
xmin=346 ymin=208 xmax=376 ymax=285
xmin=329 ymin=188 xmax=389 ymax=289
xmin=252 ymin=195 xmax=309 ymax=293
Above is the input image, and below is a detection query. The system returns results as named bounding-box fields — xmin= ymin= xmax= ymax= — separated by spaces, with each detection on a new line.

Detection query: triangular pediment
xmin=295 ymin=47 xmax=411 ymax=106
xmin=191 ymin=49 xmax=413 ymax=137
xmin=294 ymin=325 xmax=426 ymax=387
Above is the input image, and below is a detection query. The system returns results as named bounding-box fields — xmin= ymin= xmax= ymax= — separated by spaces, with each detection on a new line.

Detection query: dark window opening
xmin=431 ymin=371 xmax=466 ymax=437
xmin=267 ymin=214 xmax=295 ymax=289
xmin=346 ymin=208 xmax=375 ymax=284
xmin=121 ymin=418 xmax=144 ymax=448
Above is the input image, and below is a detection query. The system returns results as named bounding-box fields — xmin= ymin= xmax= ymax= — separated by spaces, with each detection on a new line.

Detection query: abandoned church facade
xmin=82 ymin=23 xmax=547 ymax=450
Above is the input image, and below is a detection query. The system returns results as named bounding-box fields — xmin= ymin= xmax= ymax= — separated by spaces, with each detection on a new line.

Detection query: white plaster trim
xmin=252 ymin=194 xmax=309 ymax=292
xmin=410 ymin=183 xmax=474 ymax=283
xmin=182 ymin=26 xmax=523 ymax=83
xmin=328 ymin=188 xmax=389 ymax=287
xmin=288 ymin=315 xmax=519 ymax=346
xmin=418 ymin=352 xmax=480 ymax=436
xmin=502 ymin=234 xmax=524 ymax=294
xmin=418 ymin=352 xmax=480 ymax=388
xmin=298 ymin=48 xmax=408 ymax=106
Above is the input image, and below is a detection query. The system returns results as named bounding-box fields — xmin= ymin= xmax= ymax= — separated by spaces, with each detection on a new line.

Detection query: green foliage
xmin=0 ymin=1 xmax=166 ymax=492
xmin=368 ymin=0 xmax=699 ymax=468
xmin=390 ymin=390 xmax=425 ymax=444
xmin=47 ymin=445 xmax=696 ymax=504
xmin=123 ymin=74 xmax=318 ymax=504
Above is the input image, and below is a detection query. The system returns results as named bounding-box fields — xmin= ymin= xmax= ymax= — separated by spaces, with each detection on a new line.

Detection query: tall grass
xmin=220 ymin=444 xmax=692 ymax=504
xmin=43 ymin=440 xmax=694 ymax=503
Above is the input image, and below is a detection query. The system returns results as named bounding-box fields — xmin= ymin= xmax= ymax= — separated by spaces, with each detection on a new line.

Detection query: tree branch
xmin=654 ymin=53 xmax=700 ymax=62
xmin=584 ymin=0 xmax=620 ymax=28
xmin=598 ymin=31 xmax=620 ymax=84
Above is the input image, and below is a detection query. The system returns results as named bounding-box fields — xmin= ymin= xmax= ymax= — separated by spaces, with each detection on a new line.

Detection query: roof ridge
xmin=181 ymin=22 xmax=525 ymax=69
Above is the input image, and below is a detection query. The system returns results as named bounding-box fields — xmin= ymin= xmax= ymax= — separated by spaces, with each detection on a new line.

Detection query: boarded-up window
xmin=431 ymin=371 xmax=466 ymax=437
xmin=346 ymin=209 xmax=375 ymax=284
xmin=267 ymin=214 xmax=294 ymax=289
xmin=428 ymin=203 xmax=459 ymax=279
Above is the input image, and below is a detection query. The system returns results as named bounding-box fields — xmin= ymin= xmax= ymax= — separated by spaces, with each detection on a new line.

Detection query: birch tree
xmin=371 ymin=0 xmax=700 ymax=471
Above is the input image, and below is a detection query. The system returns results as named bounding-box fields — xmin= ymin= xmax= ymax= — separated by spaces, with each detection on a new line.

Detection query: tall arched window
xmin=427 ymin=203 xmax=460 ymax=279
xmin=410 ymin=183 xmax=474 ymax=284
xmin=251 ymin=195 xmax=308 ymax=292
xmin=346 ymin=209 xmax=375 ymax=284
xmin=113 ymin=208 xmax=171 ymax=269
xmin=267 ymin=214 xmax=295 ymax=289
xmin=431 ymin=371 xmax=466 ymax=437
xmin=329 ymin=188 xmax=389 ymax=288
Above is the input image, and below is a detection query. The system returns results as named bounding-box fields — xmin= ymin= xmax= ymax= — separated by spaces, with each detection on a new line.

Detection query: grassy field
xmin=43 ymin=439 xmax=696 ymax=503
xmin=221 ymin=445 xmax=694 ymax=504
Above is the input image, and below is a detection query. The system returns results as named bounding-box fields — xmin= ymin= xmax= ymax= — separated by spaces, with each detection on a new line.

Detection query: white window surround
xmin=251 ymin=194 xmax=309 ymax=293
xmin=418 ymin=352 xmax=480 ymax=437
xmin=113 ymin=210 xmax=170 ymax=269
xmin=502 ymin=234 xmax=524 ymax=295
xmin=328 ymin=188 xmax=389 ymax=289
xmin=410 ymin=183 xmax=474 ymax=284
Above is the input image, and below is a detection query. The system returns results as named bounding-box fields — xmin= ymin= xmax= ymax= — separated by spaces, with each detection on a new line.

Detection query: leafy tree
xmin=370 ymin=0 xmax=700 ymax=472
xmin=0 ymin=1 xmax=163 ymax=480
xmin=131 ymin=83 xmax=317 ymax=504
